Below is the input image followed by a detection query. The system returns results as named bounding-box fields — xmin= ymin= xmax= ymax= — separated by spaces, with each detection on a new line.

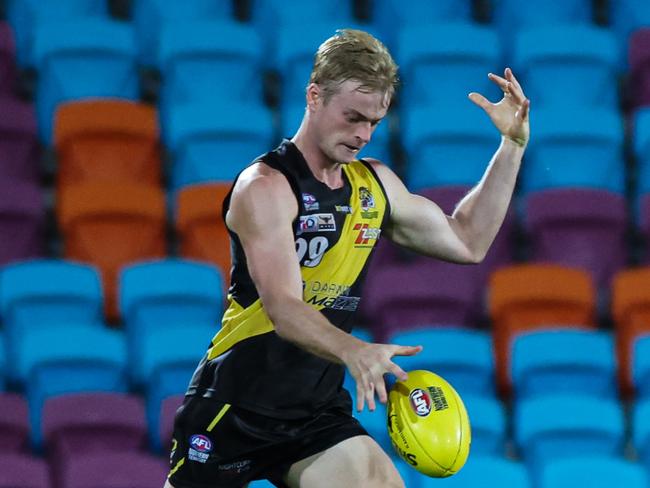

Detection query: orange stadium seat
xmin=488 ymin=264 xmax=596 ymax=395
xmin=57 ymin=182 xmax=166 ymax=322
xmin=53 ymin=100 xmax=161 ymax=189
xmin=612 ymin=267 xmax=650 ymax=397
xmin=175 ymin=183 xmax=231 ymax=281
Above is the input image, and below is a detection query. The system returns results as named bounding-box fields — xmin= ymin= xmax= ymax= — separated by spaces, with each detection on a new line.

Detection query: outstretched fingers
xmin=468 ymin=92 xmax=492 ymax=112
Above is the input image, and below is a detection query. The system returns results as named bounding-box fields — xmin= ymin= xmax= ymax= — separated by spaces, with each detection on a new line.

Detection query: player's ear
xmin=306 ymin=83 xmax=321 ymax=111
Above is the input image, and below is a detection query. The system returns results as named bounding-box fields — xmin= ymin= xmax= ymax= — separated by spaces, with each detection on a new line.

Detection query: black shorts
xmin=167 ymin=395 xmax=369 ymax=488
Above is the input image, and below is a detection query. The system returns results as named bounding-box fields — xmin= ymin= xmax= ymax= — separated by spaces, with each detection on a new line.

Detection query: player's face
xmin=310 ymin=80 xmax=390 ymax=164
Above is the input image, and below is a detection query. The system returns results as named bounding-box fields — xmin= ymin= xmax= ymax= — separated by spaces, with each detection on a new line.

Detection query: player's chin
xmin=336 ymin=145 xmax=361 ymax=163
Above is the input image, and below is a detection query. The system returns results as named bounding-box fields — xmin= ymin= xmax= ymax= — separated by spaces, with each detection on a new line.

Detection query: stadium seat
xmin=610 ymin=0 xmax=650 ymax=69
xmin=157 ymin=20 xmax=263 ymax=112
xmin=280 ymin=102 xmax=393 ymax=166
xmin=514 ymin=394 xmax=625 ymax=474
xmin=353 ymin=403 xmax=391 ymax=452
xmin=0 ymin=96 xmax=39 ymax=183
xmin=402 ymin=103 xmax=500 ymax=190
xmin=419 ymin=455 xmax=530 ymax=488
xmin=633 ymin=397 xmax=650 ymax=468
xmin=53 ymin=100 xmax=161 ymax=188
xmin=629 ymin=28 xmax=650 ymax=109
xmin=633 ymin=336 xmax=650 ymax=398
xmin=61 ymin=451 xmax=168 ymax=488
xmin=133 ymin=0 xmax=234 ymax=66
xmin=371 ymin=0 xmax=472 ymax=49
xmin=612 ymin=267 xmax=650 ymax=396
xmin=524 ymin=188 xmax=628 ymax=291
xmin=0 ymin=393 xmax=29 ymax=453
xmin=540 ymin=456 xmax=647 ymax=488
xmin=492 ymin=0 xmax=593 ymax=35
xmin=0 ymin=179 xmax=44 ymax=266
xmin=0 ymin=334 xmax=4 ymax=391
xmin=33 ymin=19 xmax=138 ymax=143
xmin=43 ymin=393 xmax=147 ymax=486
xmin=512 ymin=329 xmax=617 ymax=400
xmin=489 ymin=264 xmax=596 ymax=394
xmin=513 ymin=25 xmax=618 ymax=109
xmin=57 ymin=182 xmax=167 ymax=321
xmin=0 ymin=453 xmax=49 ymax=488
xmin=0 ymin=22 xmax=17 ymax=94
xmin=165 ymin=102 xmax=274 ymax=190
xmin=249 ymin=481 xmax=276 ymax=488
xmin=7 ymin=0 xmax=109 ymax=67
xmin=634 ymin=108 xmax=650 ymax=200
xmin=388 ymin=328 xmax=495 ymax=397
xmin=13 ymin=323 xmax=128 ymax=448
xmin=396 ymin=23 xmax=501 ymax=110
xmin=521 ymin=107 xmax=624 ymax=194
xmin=175 ymin=183 xmax=232 ymax=279
xmin=362 ymin=253 xmax=484 ymax=341
xmin=461 ymin=395 xmax=507 ymax=456
xmin=0 ymin=259 xmax=103 ymax=331
xmin=158 ymin=394 xmax=183 ymax=453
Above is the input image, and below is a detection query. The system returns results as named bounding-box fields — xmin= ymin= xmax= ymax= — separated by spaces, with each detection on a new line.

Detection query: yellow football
xmin=387 ymin=370 xmax=471 ymax=477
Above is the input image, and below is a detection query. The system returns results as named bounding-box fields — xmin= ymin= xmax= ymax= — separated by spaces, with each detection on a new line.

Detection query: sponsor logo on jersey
xmin=302 ymin=193 xmax=319 ymax=211
xmin=409 ymin=388 xmax=432 ymax=417
xmin=335 ymin=204 xmax=353 ymax=214
xmin=218 ymin=459 xmax=252 ymax=473
xmin=353 ymin=223 xmax=381 ymax=246
xmin=298 ymin=213 xmax=336 ymax=234
xmin=359 ymin=187 xmax=379 ymax=219
xmin=188 ymin=434 xmax=212 ymax=463
xmin=306 ymin=294 xmax=361 ymax=311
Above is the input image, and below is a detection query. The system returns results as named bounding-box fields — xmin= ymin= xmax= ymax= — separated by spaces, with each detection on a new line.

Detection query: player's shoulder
xmin=233 ymin=160 xmax=293 ymax=199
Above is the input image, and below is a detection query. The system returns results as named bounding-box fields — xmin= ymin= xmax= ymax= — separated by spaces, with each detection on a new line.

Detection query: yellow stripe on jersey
xmin=301 ymin=160 xmax=387 ymax=311
xmin=206 ymin=159 xmax=387 ymax=359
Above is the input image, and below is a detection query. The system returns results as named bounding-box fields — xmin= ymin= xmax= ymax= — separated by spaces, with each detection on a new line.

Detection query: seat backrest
xmin=0 ymin=96 xmax=39 ymax=183
xmin=57 ymin=182 xmax=166 ymax=321
xmin=158 ymin=394 xmax=184 ymax=453
xmin=629 ymin=28 xmax=650 ymax=109
xmin=54 ymin=99 xmax=160 ymax=187
xmin=540 ymin=456 xmax=647 ymax=488
xmin=0 ymin=22 xmax=16 ymax=94
xmin=0 ymin=453 xmax=50 ymax=488
xmin=634 ymin=109 xmax=650 ymax=198
xmin=0 ymin=259 xmax=103 ymax=331
xmin=457 ymin=395 xmax=506 ymax=456
xmin=175 ymin=183 xmax=232 ymax=280
xmin=423 ymin=455 xmax=530 ymax=488
xmin=0 ymin=393 xmax=29 ymax=453
xmin=525 ymin=188 xmax=628 ymax=290
xmin=0 ymin=179 xmax=44 ymax=265
xmin=489 ymin=264 xmax=596 ymax=393
xmin=63 ymin=451 xmax=168 ymax=488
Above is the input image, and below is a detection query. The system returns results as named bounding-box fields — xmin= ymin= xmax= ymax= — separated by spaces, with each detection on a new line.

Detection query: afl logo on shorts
xmin=409 ymin=388 xmax=432 ymax=417
xmin=190 ymin=434 xmax=213 ymax=453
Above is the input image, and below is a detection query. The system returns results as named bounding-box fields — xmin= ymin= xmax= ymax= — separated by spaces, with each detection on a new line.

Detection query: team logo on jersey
xmin=359 ymin=187 xmax=378 ymax=219
xmin=188 ymin=434 xmax=213 ymax=463
xmin=297 ymin=213 xmax=336 ymax=234
xmin=302 ymin=193 xmax=319 ymax=211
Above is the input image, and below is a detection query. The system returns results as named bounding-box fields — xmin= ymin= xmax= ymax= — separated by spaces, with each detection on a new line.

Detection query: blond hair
xmin=309 ymin=29 xmax=399 ymax=103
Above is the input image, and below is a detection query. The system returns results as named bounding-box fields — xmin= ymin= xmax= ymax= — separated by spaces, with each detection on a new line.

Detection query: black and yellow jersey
xmin=186 ymin=140 xmax=391 ymax=418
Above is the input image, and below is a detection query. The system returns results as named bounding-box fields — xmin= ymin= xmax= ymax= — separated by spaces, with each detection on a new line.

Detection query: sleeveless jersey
xmin=186 ymin=140 xmax=391 ymax=418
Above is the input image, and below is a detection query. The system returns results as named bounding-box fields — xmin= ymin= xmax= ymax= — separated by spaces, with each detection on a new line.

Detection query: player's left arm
xmin=372 ymin=68 xmax=530 ymax=263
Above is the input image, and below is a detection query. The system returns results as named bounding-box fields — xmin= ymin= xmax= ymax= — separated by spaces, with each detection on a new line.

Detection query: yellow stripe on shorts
xmin=168 ymin=457 xmax=185 ymax=478
xmin=206 ymin=403 xmax=231 ymax=432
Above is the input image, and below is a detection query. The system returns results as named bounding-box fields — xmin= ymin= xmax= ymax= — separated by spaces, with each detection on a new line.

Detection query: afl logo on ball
xmin=409 ymin=388 xmax=432 ymax=417
xmin=190 ymin=435 xmax=213 ymax=453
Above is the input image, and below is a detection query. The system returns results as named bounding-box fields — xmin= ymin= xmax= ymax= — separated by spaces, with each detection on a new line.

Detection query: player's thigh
xmin=284 ymin=435 xmax=404 ymax=488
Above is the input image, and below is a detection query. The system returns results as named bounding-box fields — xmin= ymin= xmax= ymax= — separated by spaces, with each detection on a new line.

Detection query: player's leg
xmin=283 ymin=435 xmax=404 ymax=488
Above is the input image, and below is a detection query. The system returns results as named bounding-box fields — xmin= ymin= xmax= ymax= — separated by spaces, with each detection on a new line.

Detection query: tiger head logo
xmin=359 ymin=187 xmax=375 ymax=211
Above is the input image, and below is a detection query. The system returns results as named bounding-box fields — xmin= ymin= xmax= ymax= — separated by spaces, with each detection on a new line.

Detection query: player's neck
xmin=291 ymin=130 xmax=344 ymax=190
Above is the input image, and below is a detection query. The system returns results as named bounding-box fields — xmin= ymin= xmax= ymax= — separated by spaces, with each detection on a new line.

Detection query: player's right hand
xmin=342 ymin=341 xmax=423 ymax=413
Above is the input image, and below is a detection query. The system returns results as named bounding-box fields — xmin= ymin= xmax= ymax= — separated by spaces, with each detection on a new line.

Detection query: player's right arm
xmin=226 ymin=162 xmax=421 ymax=412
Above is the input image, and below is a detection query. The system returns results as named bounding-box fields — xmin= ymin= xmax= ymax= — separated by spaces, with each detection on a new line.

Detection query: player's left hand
xmin=469 ymin=67 xmax=530 ymax=148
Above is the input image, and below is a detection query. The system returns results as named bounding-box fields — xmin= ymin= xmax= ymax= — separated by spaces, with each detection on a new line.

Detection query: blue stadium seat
xmin=514 ymin=394 xmax=625 ymax=474
xmin=7 ymin=0 xmax=108 ymax=67
xmin=610 ymin=0 xmax=650 ymax=69
xmin=13 ymin=323 xmax=127 ymax=448
xmin=371 ymin=0 xmax=472 ymax=49
xmin=33 ymin=19 xmax=137 ymax=143
xmin=634 ymin=108 xmax=650 ymax=201
xmin=420 ymin=455 xmax=530 ymax=487
xmin=0 ymin=259 xmax=103 ymax=330
xmin=157 ymin=20 xmax=263 ymax=113
xmin=388 ymin=328 xmax=495 ymax=397
xmin=633 ymin=397 xmax=650 ymax=468
xmin=132 ymin=0 xmax=233 ymax=66
xmin=249 ymin=481 xmax=276 ymax=488
xmin=396 ymin=23 xmax=501 ymax=110
xmin=521 ymin=107 xmax=624 ymax=194
xmin=165 ymin=102 xmax=274 ymax=190
xmin=403 ymin=104 xmax=499 ymax=190
xmin=462 ymin=395 xmax=507 ymax=456
xmin=633 ymin=335 xmax=650 ymax=398
xmin=512 ymin=329 xmax=617 ymax=400
xmin=514 ymin=25 xmax=619 ymax=109
xmin=540 ymin=456 xmax=648 ymax=488
xmin=280 ymin=103 xmax=393 ymax=166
